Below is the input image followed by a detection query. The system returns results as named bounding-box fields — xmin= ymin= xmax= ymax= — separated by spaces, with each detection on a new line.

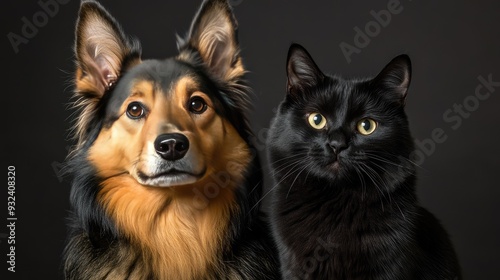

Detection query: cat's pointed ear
xmin=177 ymin=0 xmax=244 ymax=82
xmin=372 ymin=54 xmax=412 ymax=105
xmin=75 ymin=0 xmax=141 ymax=97
xmin=286 ymin=43 xmax=325 ymax=95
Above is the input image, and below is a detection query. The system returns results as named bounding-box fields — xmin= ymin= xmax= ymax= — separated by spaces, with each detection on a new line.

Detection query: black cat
xmin=267 ymin=43 xmax=462 ymax=280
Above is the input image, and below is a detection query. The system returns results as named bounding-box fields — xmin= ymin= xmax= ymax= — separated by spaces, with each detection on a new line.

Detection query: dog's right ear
xmin=177 ymin=0 xmax=243 ymax=83
xmin=74 ymin=0 xmax=141 ymax=97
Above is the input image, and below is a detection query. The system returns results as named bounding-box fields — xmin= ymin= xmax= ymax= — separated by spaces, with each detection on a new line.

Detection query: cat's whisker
xmin=356 ymin=162 xmax=387 ymax=211
xmin=363 ymin=162 xmax=395 ymax=205
xmin=352 ymin=163 xmax=367 ymax=201
xmin=363 ymin=153 xmax=405 ymax=168
xmin=395 ymin=201 xmax=406 ymax=221
xmin=402 ymin=157 xmax=426 ymax=171
xmin=248 ymin=180 xmax=263 ymax=195
xmin=361 ymin=163 xmax=391 ymax=191
xmin=247 ymin=186 xmax=276 ymax=215
xmin=271 ymin=154 xmax=308 ymax=168
xmin=248 ymin=161 xmax=305 ymax=214
xmin=286 ymin=163 xmax=313 ymax=199
xmin=358 ymin=151 xmax=416 ymax=191
xmin=366 ymin=159 xmax=403 ymax=187
xmin=269 ymin=151 xmax=308 ymax=167
xmin=303 ymin=167 xmax=313 ymax=186
xmin=272 ymin=163 xmax=306 ymax=191
xmin=269 ymin=153 xmax=308 ymax=165
xmin=365 ymin=150 xmax=425 ymax=173
xmin=271 ymin=158 xmax=307 ymax=176
xmin=364 ymin=151 xmax=405 ymax=166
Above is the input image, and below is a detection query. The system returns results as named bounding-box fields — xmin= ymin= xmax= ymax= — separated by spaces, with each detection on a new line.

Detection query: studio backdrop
xmin=2 ymin=0 xmax=499 ymax=279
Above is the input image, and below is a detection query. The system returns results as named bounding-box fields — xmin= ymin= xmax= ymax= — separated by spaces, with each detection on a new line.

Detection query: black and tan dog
xmin=63 ymin=0 xmax=279 ymax=279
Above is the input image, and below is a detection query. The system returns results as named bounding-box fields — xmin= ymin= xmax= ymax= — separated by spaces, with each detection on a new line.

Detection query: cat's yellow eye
xmin=357 ymin=118 xmax=377 ymax=135
xmin=308 ymin=113 xmax=327 ymax=130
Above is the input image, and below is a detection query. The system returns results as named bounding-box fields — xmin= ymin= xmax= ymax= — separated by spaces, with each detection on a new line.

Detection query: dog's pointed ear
xmin=75 ymin=0 xmax=141 ymax=97
xmin=286 ymin=43 xmax=325 ymax=96
xmin=178 ymin=0 xmax=243 ymax=82
xmin=372 ymin=54 xmax=411 ymax=105
xmin=72 ymin=0 xmax=141 ymax=148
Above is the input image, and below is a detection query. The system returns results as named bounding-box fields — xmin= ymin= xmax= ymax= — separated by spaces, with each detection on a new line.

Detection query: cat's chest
xmin=277 ymin=191 xmax=411 ymax=250
xmin=279 ymin=205 xmax=413 ymax=279
xmin=278 ymin=189 xmax=385 ymax=229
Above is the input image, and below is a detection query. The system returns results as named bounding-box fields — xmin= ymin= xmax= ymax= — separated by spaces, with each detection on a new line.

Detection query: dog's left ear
xmin=178 ymin=0 xmax=244 ymax=82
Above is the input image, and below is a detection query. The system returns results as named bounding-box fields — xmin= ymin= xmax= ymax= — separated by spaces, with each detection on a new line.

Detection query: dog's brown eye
xmin=126 ymin=102 xmax=145 ymax=119
xmin=189 ymin=97 xmax=208 ymax=114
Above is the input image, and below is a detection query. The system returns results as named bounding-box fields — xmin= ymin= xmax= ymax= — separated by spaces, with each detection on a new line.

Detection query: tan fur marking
xmin=89 ymin=76 xmax=251 ymax=279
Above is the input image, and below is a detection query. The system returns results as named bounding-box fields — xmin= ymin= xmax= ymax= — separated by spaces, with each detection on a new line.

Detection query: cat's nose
xmin=328 ymin=140 xmax=347 ymax=154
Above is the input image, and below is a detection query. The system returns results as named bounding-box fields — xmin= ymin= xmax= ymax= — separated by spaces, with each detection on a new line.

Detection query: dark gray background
xmin=2 ymin=0 xmax=499 ymax=279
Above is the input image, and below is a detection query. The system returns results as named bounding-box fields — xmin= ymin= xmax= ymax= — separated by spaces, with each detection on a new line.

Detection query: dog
xmin=62 ymin=0 xmax=279 ymax=279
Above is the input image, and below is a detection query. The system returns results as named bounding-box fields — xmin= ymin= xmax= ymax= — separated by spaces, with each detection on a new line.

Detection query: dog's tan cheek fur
xmin=88 ymin=119 xmax=141 ymax=178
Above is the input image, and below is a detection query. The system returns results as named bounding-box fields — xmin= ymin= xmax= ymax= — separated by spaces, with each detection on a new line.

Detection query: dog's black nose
xmin=154 ymin=133 xmax=189 ymax=161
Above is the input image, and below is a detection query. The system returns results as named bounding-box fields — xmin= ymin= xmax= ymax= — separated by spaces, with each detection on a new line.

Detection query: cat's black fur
xmin=267 ymin=43 xmax=462 ymax=280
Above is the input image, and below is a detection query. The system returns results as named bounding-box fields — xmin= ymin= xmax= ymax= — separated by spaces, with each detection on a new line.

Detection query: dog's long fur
xmin=62 ymin=1 xmax=279 ymax=279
